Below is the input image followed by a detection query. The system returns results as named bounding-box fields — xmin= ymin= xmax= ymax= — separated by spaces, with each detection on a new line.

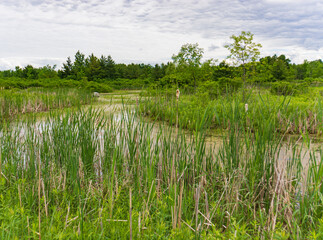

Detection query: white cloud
xmin=0 ymin=57 xmax=65 ymax=70
xmin=0 ymin=0 xmax=322 ymax=69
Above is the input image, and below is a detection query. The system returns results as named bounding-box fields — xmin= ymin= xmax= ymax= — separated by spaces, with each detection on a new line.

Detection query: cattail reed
xmin=0 ymin=89 xmax=321 ymax=239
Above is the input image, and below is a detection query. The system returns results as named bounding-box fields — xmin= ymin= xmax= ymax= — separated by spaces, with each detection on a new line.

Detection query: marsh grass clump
xmin=141 ymin=87 xmax=323 ymax=136
xmin=0 ymin=88 xmax=93 ymax=121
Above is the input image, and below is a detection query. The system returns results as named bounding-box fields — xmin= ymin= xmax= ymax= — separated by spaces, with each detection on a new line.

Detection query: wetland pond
xmin=3 ymin=90 xmax=321 ymax=189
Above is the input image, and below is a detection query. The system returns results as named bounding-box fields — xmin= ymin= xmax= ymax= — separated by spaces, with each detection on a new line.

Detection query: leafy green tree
xmin=306 ymin=60 xmax=323 ymax=78
xmin=257 ymin=55 xmax=292 ymax=82
xmin=172 ymin=43 xmax=204 ymax=89
xmin=199 ymin=59 xmax=217 ymax=82
xmin=1 ymin=70 xmax=14 ymax=78
xmin=256 ymin=57 xmax=274 ymax=82
xmin=213 ymin=61 xmax=237 ymax=81
xmin=99 ymin=55 xmax=116 ymax=79
xmin=150 ymin=64 xmax=166 ymax=81
xmin=73 ymin=51 xmax=86 ymax=80
xmin=85 ymin=54 xmax=101 ymax=81
xmin=14 ymin=66 xmax=24 ymax=78
xmin=22 ymin=65 xmax=38 ymax=79
xmin=293 ymin=60 xmax=308 ymax=80
xmin=59 ymin=57 xmax=73 ymax=78
xmin=59 ymin=51 xmax=86 ymax=80
xmin=225 ymin=31 xmax=262 ymax=99
xmin=125 ymin=63 xmax=142 ymax=79
xmin=38 ymin=65 xmax=58 ymax=79
xmin=272 ymin=58 xmax=289 ymax=81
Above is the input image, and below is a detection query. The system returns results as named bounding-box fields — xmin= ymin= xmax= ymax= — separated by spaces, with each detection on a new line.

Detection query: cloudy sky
xmin=0 ymin=0 xmax=323 ymax=70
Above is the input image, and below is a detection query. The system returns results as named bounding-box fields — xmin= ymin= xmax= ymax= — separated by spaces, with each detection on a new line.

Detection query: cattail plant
xmin=0 ymin=88 xmax=321 ymax=239
xmin=245 ymin=103 xmax=248 ymax=112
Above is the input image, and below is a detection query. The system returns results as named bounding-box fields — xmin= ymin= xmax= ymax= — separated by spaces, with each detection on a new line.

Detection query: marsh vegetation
xmin=0 ymin=32 xmax=322 ymax=239
xmin=0 ymin=87 xmax=321 ymax=239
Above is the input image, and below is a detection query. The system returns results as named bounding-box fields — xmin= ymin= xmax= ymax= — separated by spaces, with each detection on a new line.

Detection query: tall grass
xmin=0 ymin=88 xmax=93 ymax=121
xmin=0 ymin=98 xmax=322 ymax=238
xmin=140 ymin=87 xmax=323 ymax=136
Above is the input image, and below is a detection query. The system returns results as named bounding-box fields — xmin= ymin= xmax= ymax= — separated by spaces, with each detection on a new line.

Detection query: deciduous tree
xmin=172 ymin=43 xmax=204 ymax=89
xmin=225 ymin=31 xmax=262 ymax=100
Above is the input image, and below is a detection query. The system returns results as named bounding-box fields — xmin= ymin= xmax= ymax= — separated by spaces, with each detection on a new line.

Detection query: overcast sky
xmin=0 ymin=0 xmax=323 ymax=70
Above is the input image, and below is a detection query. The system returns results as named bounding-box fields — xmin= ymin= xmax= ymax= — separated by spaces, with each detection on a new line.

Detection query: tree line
xmin=1 ymin=32 xmax=323 ymax=91
xmin=0 ymin=51 xmax=169 ymax=82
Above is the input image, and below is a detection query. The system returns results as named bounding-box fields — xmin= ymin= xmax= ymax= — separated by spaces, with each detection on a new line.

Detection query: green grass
xmin=0 ymin=88 xmax=322 ymax=238
xmin=0 ymin=88 xmax=93 ymax=122
xmin=140 ymin=86 xmax=323 ymax=137
xmin=0 ymin=77 xmax=113 ymax=93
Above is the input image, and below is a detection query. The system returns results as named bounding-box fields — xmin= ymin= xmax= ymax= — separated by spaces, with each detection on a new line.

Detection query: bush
xmin=109 ymin=78 xmax=149 ymax=90
xmin=84 ymin=81 xmax=112 ymax=93
xmin=270 ymin=81 xmax=309 ymax=96
xmin=197 ymin=81 xmax=220 ymax=99
xmin=0 ymin=77 xmax=113 ymax=93
xmin=217 ymin=77 xmax=243 ymax=93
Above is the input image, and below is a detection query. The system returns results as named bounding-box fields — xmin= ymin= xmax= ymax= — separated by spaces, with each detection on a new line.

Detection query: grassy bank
xmin=0 ymin=88 xmax=93 ymax=122
xmin=0 ymin=77 xmax=113 ymax=93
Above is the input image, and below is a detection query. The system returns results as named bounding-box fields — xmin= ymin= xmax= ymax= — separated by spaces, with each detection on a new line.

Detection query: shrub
xmin=197 ymin=81 xmax=220 ymax=99
xmin=0 ymin=77 xmax=113 ymax=93
xmin=270 ymin=81 xmax=309 ymax=96
xmin=109 ymin=78 xmax=149 ymax=90
xmin=84 ymin=81 xmax=112 ymax=93
xmin=217 ymin=77 xmax=243 ymax=93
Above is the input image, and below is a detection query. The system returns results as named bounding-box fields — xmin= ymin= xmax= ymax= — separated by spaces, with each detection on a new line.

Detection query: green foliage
xmin=172 ymin=43 xmax=204 ymax=88
xmin=99 ymin=55 xmax=116 ymax=79
xmin=225 ymin=31 xmax=262 ymax=66
xmin=196 ymin=78 xmax=243 ymax=100
xmin=172 ymin=43 xmax=204 ymax=68
xmin=0 ymin=77 xmax=113 ymax=93
xmin=306 ymin=59 xmax=323 ymax=78
xmin=142 ymin=85 xmax=322 ymax=135
xmin=0 ymin=88 xmax=93 ymax=121
xmin=225 ymin=31 xmax=262 ymax=99
xmin=38 ymin=65 xmax=58 ymax=79
xmin=213 ymin=61 xmax=237 ymax=81
xmin=272 ymin=57 xmax=291 ymax=81
xmin=83 ymin=81 xmax=113 ymax=93
xmin=270 ymin=81 xmax=309 ymax=96
xmin=159 ymin=73 xmax=190 ymax=88
xmin=85 ymin=53 xmax=101 ymax=81
xmin=0 ymin=89 xmax=322 ymax=238
xmin=109 ymin=78 xmax=150 ymax=90
xmin=197 ymin=81 xmax=220 ymax=99
xmin=217 ymin=77 xmax=243 ymax=92
xmin=0 ymin=77 xmax=80 ymax=89
xmin=1 ymin=47 xmax=322 ymax=93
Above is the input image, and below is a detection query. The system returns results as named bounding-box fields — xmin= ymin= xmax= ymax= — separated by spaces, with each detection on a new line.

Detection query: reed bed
xmin=140 ymin=87 xmax=323 ymax=136
xmin=0 ymin=103 xmax=322 ymax=238
xmin=0 ymin=88 xmax=93 ymax=121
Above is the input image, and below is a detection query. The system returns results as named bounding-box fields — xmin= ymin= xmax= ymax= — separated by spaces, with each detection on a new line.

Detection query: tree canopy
xmin=225 ymin=31 xmax=262 ymax=99
xmin=172 ymin=43 xmax=204 ymax=89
